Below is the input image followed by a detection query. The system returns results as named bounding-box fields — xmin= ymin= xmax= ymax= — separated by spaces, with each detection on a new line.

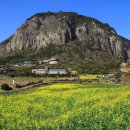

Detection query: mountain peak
xmin=0 ymin=11 xmax=130 ymax=63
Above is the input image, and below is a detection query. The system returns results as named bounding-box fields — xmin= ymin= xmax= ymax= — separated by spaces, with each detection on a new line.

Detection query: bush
xmin=7 ymin=72 xmax=19 ymax=77
xmin=114 ymin=71 xmax=122 ymax=79
xmin=1 ymin=84 xmax=12 ymax=90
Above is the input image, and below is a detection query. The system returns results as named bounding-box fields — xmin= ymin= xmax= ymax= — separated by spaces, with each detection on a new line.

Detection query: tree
xmin=1 ymin=84 xmax=12 ymax=90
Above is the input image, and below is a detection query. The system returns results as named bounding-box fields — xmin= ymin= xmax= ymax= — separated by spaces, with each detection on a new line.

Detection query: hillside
xmin=0 ymin=12 xmax=130 ymax=73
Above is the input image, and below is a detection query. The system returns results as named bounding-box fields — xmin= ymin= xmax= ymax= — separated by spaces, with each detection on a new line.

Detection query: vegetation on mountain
xmin=0 ymin=42 xmax=120 ymax=74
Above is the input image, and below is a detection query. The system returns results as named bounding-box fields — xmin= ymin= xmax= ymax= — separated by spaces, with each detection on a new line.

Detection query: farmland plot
xmin=0 ymin=83 xmax=130 ymax=130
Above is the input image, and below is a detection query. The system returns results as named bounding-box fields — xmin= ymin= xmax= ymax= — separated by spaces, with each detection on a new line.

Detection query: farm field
xmin=0 ymin=75 xmax=77 ymax=90
xmin=0 ymin=74 xmax=99 ymax=90
xmin=80 ymin=75 xmax=99 ymax=80
xmin=0 ymin=83 xmax=130 ymax=130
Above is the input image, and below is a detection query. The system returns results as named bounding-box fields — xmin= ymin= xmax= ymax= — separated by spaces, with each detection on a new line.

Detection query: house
xmin=120 ymin=63 xmax=128 ymax=67
xmin=43 ymin=59 xmax=50 ymax=64
xmin=120 ymin=62 xmax=130 ymax=72
xmin=48 ymin=69 xmax=67 ymax=75
xmin=37 ymin=60 xmax=44 ymax=65
xmin=22 ymin=60 xmax=36 ymax=66
xmin=43 ymin=58 xmax=59 ymax=65
xmin=32 ymin=68 xmax=67 ymax=75
xmin=32 ymin=69 xmax=46 ymax=74
xmin=14 ymin=59 xmax=36 ymax=67
xmin=7 ymin=59 xmax=37 ymax=67
xmin=6 ymin=63 xmax=20 ymax=67
xmin=0 ymin=68 xmax=7 ymax=73
xmin=49 ymin=61 xmax=58 ymax=65
xmin=0 ymin=68 xmax=13 ymax=73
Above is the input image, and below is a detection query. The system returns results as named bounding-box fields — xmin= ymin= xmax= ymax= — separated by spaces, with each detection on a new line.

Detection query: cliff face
xmin=0 ymin=12 xmax=130 ymax=61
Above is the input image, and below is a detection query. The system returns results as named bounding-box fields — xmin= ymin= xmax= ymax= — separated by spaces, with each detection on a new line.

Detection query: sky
xmin=0 ymin=0 xmax=130 ymax=42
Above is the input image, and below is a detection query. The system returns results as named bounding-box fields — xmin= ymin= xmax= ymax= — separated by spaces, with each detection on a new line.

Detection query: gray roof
xmin=48 ymin=69 xmax=67 ymax=74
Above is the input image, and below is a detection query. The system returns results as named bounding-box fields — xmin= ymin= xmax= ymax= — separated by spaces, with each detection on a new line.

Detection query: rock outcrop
xmin=0 ymin=12 xmax=130 ymax=61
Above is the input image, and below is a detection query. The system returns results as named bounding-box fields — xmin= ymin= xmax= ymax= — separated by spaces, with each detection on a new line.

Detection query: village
xmin=0 ymin=57 xmax=70 ymax=75
xmin=1 ymin=55 xmax=130 ymax=92
xmin=0 ymin=57 xmax=77 ymax=91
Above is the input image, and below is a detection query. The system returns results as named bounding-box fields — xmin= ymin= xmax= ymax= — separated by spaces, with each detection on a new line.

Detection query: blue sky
xmin=0 ymin=0 xmax=130 ymax=42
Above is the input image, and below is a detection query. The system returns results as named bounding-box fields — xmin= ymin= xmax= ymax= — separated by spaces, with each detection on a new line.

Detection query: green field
xmin=0 ymin=83 xmax=130 ymax=130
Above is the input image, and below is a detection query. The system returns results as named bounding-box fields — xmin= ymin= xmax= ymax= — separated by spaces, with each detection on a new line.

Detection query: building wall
xmin=32 ymin=69 xmax=67 ymax=75
xmin=49 ymin=61 xmax=58 ymax=65
xmin=32 ymin=69 xmax=46 ymax=74
xmin=48 ymin=69 xmax=67 ymax=75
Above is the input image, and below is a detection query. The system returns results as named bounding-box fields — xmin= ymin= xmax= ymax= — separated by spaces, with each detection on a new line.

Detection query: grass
xmin=0 ymin=83 xmax=130 ymax=130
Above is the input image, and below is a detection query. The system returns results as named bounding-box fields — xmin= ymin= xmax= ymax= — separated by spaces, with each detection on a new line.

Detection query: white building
xmin=49 ymin=61 xmax=58 ymax=65
xmin=120 ymin=63 xmax=128 ymax=67
xmin=32 ymin=68 xmax=67 ymax=75
xmin=43 ymin=58 xmax=59 ymax=65
xmin=32 ymin=69 xmax=46 ymax=74
xmin=48 ymin=69 xmax=67 ymax=75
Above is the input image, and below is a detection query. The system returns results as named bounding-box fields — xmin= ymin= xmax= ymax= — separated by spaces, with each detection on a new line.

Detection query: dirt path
xmin=0 ymin=82 xmax=45 ymax=93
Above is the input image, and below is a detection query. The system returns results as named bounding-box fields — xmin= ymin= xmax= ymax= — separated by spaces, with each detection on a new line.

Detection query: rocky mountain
xmin=0 ymin=12 xmax=130 ymax=73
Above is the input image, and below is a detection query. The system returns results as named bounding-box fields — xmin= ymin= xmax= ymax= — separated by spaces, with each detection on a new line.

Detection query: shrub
xmin=114 ymin=71 xmax=122 ymax=79
xmin=1 ymin=84 xmax=12 ymax=90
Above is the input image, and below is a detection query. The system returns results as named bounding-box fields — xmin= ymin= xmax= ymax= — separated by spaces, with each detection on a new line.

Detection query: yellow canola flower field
xmin=0 ymin=83 xmax=130 ymax=130
xmin=80 ymin=75 xmax=99 ymax=80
